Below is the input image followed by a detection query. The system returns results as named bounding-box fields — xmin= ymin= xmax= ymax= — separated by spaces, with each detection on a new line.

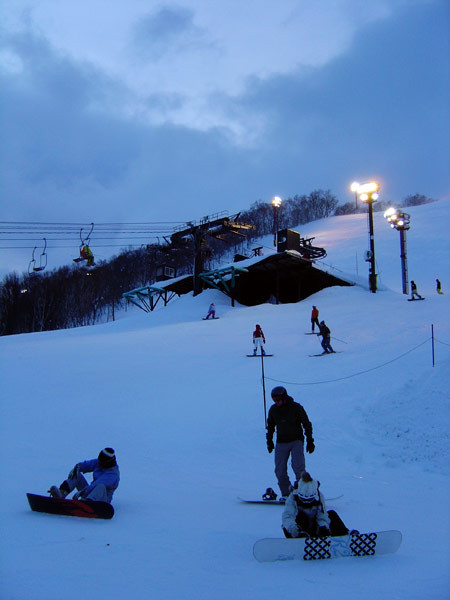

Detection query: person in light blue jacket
xmin=49 ymin=447 xmax=120 ymax=504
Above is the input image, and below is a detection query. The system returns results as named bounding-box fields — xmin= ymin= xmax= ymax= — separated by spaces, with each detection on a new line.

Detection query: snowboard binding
xmin=262 ymin=487 xmax=278 ymax=501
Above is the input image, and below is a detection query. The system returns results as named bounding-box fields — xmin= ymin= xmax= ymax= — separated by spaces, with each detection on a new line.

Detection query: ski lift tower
xmin=170 ymin=212 xmax=255 ymax=296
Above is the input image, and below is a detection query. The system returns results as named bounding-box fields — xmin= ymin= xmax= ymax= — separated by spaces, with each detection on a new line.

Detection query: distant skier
xmin=310 ymin=306 xmax=320 ymax=332
xmin=266 ymin=386 xmax=315 ymax=500
xmin=282 ymin=471 xmax=357 ymax=538
xmin=253 ymin=324 xmax=266 ymax=355
xmin=48 ymin=447 xmax=120 ymax=504
xmin=410 ymin=280 xmax=423 ymax=300
xmin=317 ymin=320 xmax=335 ymax=354
xmin=204 ymin=303 xmax=216 ymax=319
xmin=436 ymin=279 xmax=443 ymax=295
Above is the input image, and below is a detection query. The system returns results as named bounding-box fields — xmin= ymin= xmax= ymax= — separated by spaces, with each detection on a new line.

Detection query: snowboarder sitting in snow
xmin=317 ymin=320 xmax=335 ymax=354
xmin=310 ymin=306 xmax=320 ymax=332
xmin=48 ymin=447 xmax=120 ymax=504
xmin=410 ymin=280 xmax=423 ymax=300
xmin=205 ymin=302 xmax=216 ymax=319
xmin=266 ymin=386 xmax=315 ymax=500
xmin=253 ymin=324 xmax=266 ymax=355
xmin=282 ymin=471 xmax=355 ymax=538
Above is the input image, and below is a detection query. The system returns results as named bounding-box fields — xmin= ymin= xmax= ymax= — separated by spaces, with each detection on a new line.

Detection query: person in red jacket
xmin=253 ymin=324 xmax=266 ymax=355
xmin=310 ymin=306 xmax=320 ymax=332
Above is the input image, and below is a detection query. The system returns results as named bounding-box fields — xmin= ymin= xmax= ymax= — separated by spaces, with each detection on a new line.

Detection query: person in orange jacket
xmin=310 ymin=306 xmax=320 ymax=332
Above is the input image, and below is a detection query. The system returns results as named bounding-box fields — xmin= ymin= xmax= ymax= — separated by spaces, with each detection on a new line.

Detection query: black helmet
xmin=271 ymin=386 xmax=287 ymax=398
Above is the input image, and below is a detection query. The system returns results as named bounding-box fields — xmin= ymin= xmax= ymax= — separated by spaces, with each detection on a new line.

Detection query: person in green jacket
xmin=266 ymin=386 xmax=315 ymax=500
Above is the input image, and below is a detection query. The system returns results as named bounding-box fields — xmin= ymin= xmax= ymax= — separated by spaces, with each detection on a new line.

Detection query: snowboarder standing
xmin=410 ymin=280 xmax=423 ymax=300
xmin=317 ymin=320 xmax=335 ymax=354
xmin=266 ymin=386 xmax=315 ymax=500
xmin=253 ymin=324 xmax=266 ymax=355
xmin=436 ymin=279 xmax=443 ymax=295
xmin=204 ymin=303 xmax=216 ymax=319
xmin=48 ymin=447 xmax=120 ymax=504
xmin=310 ymin=306 xmax=320 ymax=332
xmin=281 ymin=471 xmax=356 ymax=538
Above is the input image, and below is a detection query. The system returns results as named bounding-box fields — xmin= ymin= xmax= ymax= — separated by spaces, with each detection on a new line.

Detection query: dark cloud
xmin=0 ymin=0 xmax=448 ymax=236
xmin=130 ymin=5 xmax=206 ymax=60
xmin=224 ymin=0 xmax=449 ymax=200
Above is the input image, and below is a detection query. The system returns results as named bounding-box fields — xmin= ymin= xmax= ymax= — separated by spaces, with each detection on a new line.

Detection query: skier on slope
xmin=282 ymin=471 xmax=357 ymax=538
xmin=266 ymin=386 xmax=315 ymax=500
xmin=252 ymin=324 xmax=266 ymax=355
xmin=316 ymin=320 xmax=335 ymax=354
xmin=310 ymin=306 xmax=320 ymax=332
xmin=48 ymin=447 xmax=120 ymax=504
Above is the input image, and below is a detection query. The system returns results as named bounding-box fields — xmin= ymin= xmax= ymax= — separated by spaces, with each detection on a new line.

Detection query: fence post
xmin=431 ymin=324 xmax=435 ymax=367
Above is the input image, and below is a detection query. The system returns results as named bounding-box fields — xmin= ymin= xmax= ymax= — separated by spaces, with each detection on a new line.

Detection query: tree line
xmin=0 ymin=191 xmax=435 ymax=335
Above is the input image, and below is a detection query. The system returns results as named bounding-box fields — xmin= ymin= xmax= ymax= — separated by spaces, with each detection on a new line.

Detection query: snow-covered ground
xmin=1 ymin=200 xmax=449 ymax=600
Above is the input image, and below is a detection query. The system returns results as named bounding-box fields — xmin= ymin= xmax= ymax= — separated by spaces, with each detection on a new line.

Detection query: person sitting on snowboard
xmin=282 ymin=471 xmax=356 ymax=538
xmin=49 ymin=447 xmax=120 ymax=504
xmin=317 ymin=320 xmax=335 ymax=354
xmin=252 ymin=324 xmax=266 ymax=355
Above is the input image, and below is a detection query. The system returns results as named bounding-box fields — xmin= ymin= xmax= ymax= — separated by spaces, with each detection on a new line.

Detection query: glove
xmin=317 ymin=526 xmax=331 ymax=537
xmin=73 ymin=489 xmax=86 ymax=501
xmin=267 ymin=439 xmax=274 ymax=454
xmin=67 ymin=464 xmax=80 ymax=480
xmin=306 ymin=438 xmax=315 ymax=454
xmin=289 ymin=525 xmax=300 ymax=538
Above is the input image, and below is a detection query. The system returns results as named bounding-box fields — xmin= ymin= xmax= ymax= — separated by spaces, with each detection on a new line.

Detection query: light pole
xmin=350 ymin=181 xmax=359 ymax=210
xmin=272 ymin=196 xmax=282 ymax=247
xmin=357 ymin=182 xmax=380 ymax=293
xmin=384 ymin=207 xmax=411 ymax=295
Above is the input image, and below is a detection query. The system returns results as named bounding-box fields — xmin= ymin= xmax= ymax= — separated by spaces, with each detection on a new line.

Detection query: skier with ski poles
xmin=317 ymin=320 xmax=335 ymax=354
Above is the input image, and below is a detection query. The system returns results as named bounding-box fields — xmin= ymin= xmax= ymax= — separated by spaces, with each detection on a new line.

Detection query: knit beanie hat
xmin=98 ymin=447 xmax=116 ymax=468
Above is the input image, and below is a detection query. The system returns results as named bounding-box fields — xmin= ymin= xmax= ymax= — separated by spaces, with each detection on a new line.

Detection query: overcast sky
xmin=0 ymin=0 xmax=448 ymax=274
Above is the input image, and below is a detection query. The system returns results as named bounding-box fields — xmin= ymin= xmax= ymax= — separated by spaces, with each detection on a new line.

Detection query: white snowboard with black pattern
xmin=253 ymin=530 xmax=402 ymax=562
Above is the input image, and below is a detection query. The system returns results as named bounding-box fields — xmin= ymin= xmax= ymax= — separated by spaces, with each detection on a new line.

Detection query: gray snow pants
xmin=274 ymin=440 xmax=305 ymax=496
xmin=65 ymin=473 xmax=109 ymax=502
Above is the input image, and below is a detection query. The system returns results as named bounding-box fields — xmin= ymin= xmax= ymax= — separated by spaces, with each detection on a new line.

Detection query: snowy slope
xmin=0 ymin=200 xmax=449 ymax=600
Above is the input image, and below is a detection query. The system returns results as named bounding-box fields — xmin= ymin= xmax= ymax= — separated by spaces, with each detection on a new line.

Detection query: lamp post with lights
xmin=357 ymin=182 xmax=380 ymax=293
xmin=350 ymin=181 xmax=359 ymax=210
xmin=272 ymin=196 xmax=282 ymax=247
xmin=384 ymin=207 xmax=411 ymax=295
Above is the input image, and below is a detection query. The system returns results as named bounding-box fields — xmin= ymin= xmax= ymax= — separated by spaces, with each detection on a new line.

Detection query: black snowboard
xmin=408 ymin=298 xmax=425 ymax=301
xmin=246 ymin=354 xmax=274 ymax=357
xmin=26 ymin=493 xmax=114 ymax=519
xmin=309 ymin=351 xmax=343 ymax=357
xmin=202 ymin=317 xmax=219 ymax=320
